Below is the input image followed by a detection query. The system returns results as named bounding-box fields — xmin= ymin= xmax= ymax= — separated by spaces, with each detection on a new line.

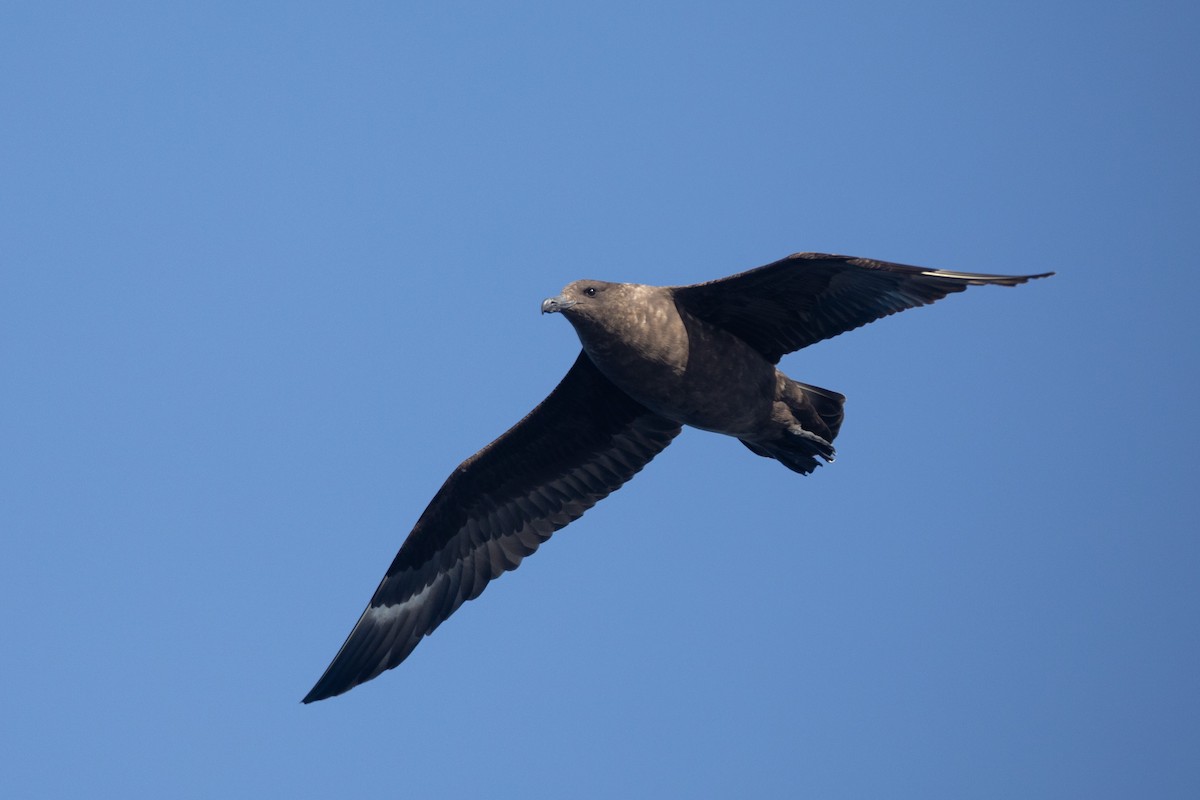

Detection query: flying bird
xmin=303 ymin=252 xmax=1051 ymax=702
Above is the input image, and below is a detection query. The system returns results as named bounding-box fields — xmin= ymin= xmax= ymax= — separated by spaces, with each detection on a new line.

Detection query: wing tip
xmin=784 ymin=253 xmax=1056 ymax=285
xmin=921 ymin=269 xmax=1055 ymax=286
xmin=301 ymin=674 xmax=346 ymax=704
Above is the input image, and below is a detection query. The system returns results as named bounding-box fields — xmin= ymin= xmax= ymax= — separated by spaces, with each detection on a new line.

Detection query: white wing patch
xmin=366 ymin=576 xmax=442 ymax=626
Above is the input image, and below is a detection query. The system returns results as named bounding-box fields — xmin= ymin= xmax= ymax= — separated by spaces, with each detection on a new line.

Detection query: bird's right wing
xmin=303 ymin=352 xmax=681 ymax=702
xmin=673 ymin=253 xmax=1053 ymax=363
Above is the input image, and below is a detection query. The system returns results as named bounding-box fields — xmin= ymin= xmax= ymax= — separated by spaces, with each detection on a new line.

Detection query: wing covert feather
xmin=672 ymin=253 xmax=1053 ymax=362
xmin=303 ymin=352 xmax=680 ymax=702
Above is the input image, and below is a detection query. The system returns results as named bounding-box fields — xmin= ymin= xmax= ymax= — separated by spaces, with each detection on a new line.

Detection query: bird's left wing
xmin=672 ymin=253 xmax=1053 ymax=363
xmin=303 ymin=352 xmax=681 ymax=702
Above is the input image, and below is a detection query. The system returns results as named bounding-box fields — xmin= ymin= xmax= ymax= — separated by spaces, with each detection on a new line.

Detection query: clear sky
xmin=3 ymin=1 xmax=1197 ymax=797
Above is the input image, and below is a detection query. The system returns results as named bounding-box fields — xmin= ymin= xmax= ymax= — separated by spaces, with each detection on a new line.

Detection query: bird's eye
xmin=583 ymin=287 xmax=597 ymax=297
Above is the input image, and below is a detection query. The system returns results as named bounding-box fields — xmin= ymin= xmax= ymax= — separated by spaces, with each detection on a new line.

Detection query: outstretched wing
xmin=672 ymin=253 xmax=1053 ymax=363
xmin=303 ymin=352 xmax=681 ymax=702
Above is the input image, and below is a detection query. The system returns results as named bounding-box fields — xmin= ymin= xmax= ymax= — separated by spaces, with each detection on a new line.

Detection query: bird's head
xmin=542 ymin=279 xmax=666 ymax=356
xmin=543 ymin=279 xmax=643 ymax=356
xmin=540 ymin=279 xmax=623 ymax=320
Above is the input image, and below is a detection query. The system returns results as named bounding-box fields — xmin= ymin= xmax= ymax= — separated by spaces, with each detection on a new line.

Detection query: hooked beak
xmin=541 ymin=296 xmax=576 ymax=315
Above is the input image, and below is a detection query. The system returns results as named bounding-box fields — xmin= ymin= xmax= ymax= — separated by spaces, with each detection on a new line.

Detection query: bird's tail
xmin=786 ymin=379 xmax=845 ymax=442
xmin=739 ymin=379 xmax=845 ymax=475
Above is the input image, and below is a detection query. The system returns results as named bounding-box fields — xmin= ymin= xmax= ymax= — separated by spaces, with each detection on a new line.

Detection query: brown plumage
xmin=302 ymin=252 xmax=1051 ymax=702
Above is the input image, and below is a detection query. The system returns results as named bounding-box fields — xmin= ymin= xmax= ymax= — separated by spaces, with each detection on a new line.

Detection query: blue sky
xmin=3 ymin=1 xmax=1197 ymax=797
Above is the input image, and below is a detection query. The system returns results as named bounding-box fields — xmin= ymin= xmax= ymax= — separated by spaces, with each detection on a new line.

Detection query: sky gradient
xmin=3 ymin=2 xmax=1198 ymax=797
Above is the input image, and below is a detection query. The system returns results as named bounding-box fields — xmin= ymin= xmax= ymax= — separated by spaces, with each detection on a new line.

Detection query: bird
xmin=302 ymin=252 xmax=1052 ymax=702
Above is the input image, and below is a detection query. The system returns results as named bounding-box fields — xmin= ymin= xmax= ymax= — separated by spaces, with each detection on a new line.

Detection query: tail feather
xmin=740 ymin=378 xmax=845 ymax=475
xmin=789 ymin=379 xmax=845 ymax=441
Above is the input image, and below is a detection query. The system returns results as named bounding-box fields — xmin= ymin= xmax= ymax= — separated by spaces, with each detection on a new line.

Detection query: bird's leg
xmin=784 ymin=425 xmax=835 ymax=460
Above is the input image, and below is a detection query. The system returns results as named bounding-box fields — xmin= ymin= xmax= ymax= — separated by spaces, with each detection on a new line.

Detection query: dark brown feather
xmin=302 ymin=352 xmax=680 ymax=702
xmin=306 ymin=252 xmax=1050 ymax=702
xmin=672 ymin=253 xmax=1053 ymax=363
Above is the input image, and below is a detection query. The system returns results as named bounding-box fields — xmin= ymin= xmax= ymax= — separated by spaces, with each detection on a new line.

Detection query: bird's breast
xmin=578 ymin=307 xmax=776 ymax=436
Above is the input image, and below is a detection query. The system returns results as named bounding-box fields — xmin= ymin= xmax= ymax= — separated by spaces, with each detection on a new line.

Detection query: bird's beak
xmin=541 ymin=296 xmax=576 ymax=315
